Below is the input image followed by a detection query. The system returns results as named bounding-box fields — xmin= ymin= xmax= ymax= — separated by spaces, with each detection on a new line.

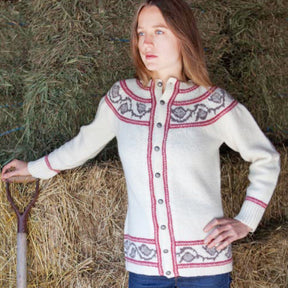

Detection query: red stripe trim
xmin=246 ymin=196 xmax=267 ymax=209
xmin=179 ymin=84 xmax=199 ymax=94
xmin=125 ymin=257 xmax=158 ymax=267
xmin=124 ymin=234 xmax=156 ymax=245
xmin=105 ymin=96 xmax=149 ymax=126
xmin=162 ymin=81 xmax=180 ymax=277
xmin=120 ymin=80 xmax=151 ymax=103
xmin=176 ymin=240 xmax=205 ymax=246
xmin=147 ymin=82 xmax=164 ymax=275
xmin=44 ymin=155 xmax=60 ymax=173
xmin=170 ymin=100 xmax=238 ymax=129
xmin=174 ymin=86 xmax=217 ymax=106
xmin=178 ymin=258 xmax=233 ymax=269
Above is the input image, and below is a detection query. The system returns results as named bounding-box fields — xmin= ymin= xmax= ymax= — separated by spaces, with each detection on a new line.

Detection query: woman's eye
xmin=156 ymin=30 xmax=164 ymax=35
xmin=138 ymin=31 xmax=144 ymax=37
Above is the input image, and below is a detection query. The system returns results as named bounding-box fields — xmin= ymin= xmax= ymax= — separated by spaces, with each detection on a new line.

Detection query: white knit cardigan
xmin=28 ymin=78 xmax=280 ymax=278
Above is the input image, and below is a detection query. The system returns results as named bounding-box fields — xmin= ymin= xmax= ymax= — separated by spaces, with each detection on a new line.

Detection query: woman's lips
xmin=145 ymin=54 xmax=158 ymax=60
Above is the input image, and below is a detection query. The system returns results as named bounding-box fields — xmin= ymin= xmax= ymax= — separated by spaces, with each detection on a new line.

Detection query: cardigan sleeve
xmin=218 ymin=100 xmax=280 ymax=232
xmin=27 ymin=95 xmax=116 ymax=179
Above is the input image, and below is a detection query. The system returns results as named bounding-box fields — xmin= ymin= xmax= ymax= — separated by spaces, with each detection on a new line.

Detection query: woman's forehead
xmin=137 ymin=5 xmax=167 ymax=29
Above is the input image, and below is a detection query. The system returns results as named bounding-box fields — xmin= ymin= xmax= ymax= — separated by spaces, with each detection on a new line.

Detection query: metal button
xmin=157 ymin=122 xmax=162 ymax=128
xmin=158 ymin=199 xmax=164 ymax=204
xmin=163 ymin=249 xmax=169 ymax=253
xmin=166 ymin=271 xmax=171 ymax=276
xmin=155 ymin=172 xmax=161 ymax=178
xmin=160 ymin=100 xmax=165 ymax=105
xmin=161 ymin=225 xmax=166 ymax=230
xmin=154 ymin=146 xmax=160 ymax=152
xmin=157 ymin=82 xmax=163 ymax=87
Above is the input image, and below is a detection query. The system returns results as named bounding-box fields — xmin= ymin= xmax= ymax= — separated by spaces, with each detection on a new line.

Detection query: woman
xmin=1 ymin=1 xmax=280 ymax=287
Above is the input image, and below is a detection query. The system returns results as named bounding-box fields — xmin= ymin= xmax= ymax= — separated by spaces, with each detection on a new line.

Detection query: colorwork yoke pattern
xmin=28 ymin=78 xmax=280 ymax=278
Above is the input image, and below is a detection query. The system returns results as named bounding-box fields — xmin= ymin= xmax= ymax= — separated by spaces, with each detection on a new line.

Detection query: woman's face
xmin=137 ymin=5 xmax=182 ymax=82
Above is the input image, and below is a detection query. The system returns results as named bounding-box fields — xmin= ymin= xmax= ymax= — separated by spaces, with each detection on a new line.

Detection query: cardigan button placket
xmin=151 ymin=79 xmax=176 ymax=278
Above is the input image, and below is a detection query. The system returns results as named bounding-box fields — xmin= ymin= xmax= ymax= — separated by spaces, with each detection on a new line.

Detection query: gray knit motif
xmin=176 ymin=244 xmax=232 ymax=264
xmin=171 ymin=89 xmax=234 ymax=124
xmin=124 ymin=240 xmax=157 ymax=261
xmin=108 ymin=84 xmax=151 ymax=120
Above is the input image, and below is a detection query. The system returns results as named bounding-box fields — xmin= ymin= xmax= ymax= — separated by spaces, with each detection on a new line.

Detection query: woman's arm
xmin=2 ymin=95 xmax=116 ymax=181
xmin=204 ymin=96 xmax=280 ymax=250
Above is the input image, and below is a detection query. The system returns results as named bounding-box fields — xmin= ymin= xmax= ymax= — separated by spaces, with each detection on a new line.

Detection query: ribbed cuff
xmin=234 ymin=200 xmax=266 ymax=232
xmin=27 ymin=156 xmax=58 ymax=179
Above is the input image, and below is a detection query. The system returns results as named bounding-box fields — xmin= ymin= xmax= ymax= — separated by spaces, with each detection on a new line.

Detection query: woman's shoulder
xmin=170 ymin=83 xmax=238 ymax=127
xmin=105 ymin=78 xmax=152 ymax=104
xmin=176 ymin=82 xmax=236 ymax=103
xmin=108 ymin=78 xmax=148 ymax=89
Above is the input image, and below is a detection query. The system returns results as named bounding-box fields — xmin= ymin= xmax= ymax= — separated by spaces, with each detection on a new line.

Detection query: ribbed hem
xmin=234 ymin=200 xmax=266 ymax=232
xmin=28 ymin=156 xmax=58 ymax=179
xmin=126 ymin=260 xmax=233 ymax=278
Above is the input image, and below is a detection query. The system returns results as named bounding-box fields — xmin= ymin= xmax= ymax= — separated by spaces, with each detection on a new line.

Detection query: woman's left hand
xmin=203 ymin=218 xmax=251 ymax=251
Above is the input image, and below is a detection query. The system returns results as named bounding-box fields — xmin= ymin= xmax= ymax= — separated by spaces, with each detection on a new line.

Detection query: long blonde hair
xmin=131 ymin=0 xmax=213 ymax=88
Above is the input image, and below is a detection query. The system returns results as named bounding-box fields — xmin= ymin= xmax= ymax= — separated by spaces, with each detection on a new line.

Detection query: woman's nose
xmin=143 ymin=34 xmax=154 ymax=45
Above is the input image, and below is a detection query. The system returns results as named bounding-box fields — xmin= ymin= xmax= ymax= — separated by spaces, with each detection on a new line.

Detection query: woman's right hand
xmin=1 ymin=159 xmax=31 ymax=182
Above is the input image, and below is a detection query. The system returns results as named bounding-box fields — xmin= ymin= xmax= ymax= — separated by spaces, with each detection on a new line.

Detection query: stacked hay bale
xmin=0 ymin=0 xmax=287 ymax=164
xmin=191 ymin=0 xmax=288 ymax=144
xmin=0 ymin=0 xmax=287 ymax=287
xmin=0 ymin=1 xmax=29 ymax=163
xmin=0 ymin=0 xmax=138 ymax=164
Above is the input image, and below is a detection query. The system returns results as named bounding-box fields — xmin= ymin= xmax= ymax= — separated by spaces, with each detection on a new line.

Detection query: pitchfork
xmin=5 ymin=176 xmax=39 ymax=288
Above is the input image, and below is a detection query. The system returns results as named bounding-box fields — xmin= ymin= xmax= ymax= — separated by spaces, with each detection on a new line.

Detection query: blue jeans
xmin=129 ymin=272 xmax=232 ymax=288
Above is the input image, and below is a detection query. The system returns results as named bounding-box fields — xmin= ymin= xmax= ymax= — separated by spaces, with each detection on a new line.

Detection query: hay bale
xmin=0 ymin=1 xmax=29 ymax=163
xmin=0 ymin=0 xmax=137 ymax=164
xmin=191 ymin=0 xmax=288 ymax=142
xmin=232 ymin=223 xmax=288 ymax=288
xmin=0 ymin=148 xmax=287 ymax=287
xmin=0 ymin=0 xmax=287 ymax=165
xmin=0 ymin=161 xmax=129 ymax=287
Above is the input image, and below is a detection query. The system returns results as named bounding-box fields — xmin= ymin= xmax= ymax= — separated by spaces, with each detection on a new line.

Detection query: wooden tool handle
xmin=5 ymin=179 xmax=39 ymax=288
xmin=17 ymin=233 xmax=27 ymax=288
xmin=6 ymin=180 xmax=40 ymax=233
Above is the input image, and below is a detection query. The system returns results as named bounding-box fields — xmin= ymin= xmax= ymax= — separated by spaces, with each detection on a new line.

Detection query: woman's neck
xmin=152 ymin=68 xmax=185 ymax=83
xmin=152 ymin=72 xmax=185 ymax=92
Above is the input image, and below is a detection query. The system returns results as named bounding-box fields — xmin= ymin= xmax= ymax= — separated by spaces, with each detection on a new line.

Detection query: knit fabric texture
xmin=28 ymin=78 xmax=280 ymax=278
